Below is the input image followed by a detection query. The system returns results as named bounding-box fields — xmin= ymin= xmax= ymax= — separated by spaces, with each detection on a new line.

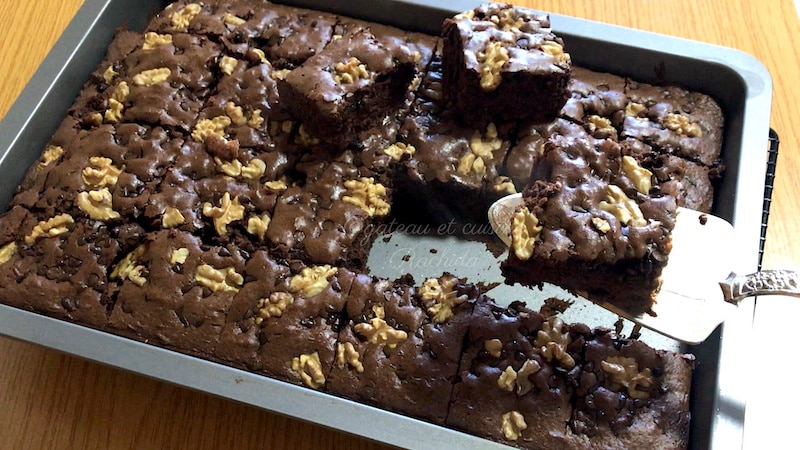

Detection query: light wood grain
xmin=0 ymin=1 xmax=798 ymax=449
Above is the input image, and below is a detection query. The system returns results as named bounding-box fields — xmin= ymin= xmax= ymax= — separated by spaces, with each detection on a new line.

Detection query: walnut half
xmin=170 ymin=3 xmax=202 ymax=30
xmin=511 ymin=207 xmax=542 ymax=261
xmin=24 ymin=214 xmax=74 ymax=245
xmin=534 ymin=317 xmax=575 ymax=369
xmin=255 ymin=292 xmax=294 ymax=323
xmin=195 ymin=264 xmax=244 ymax=293
xmin=600 ymin=356 xmax=654 ymax=399
xmin=621 ymin=156 xmax=653 ymax=195
xmin=77 ymin=188 xmax=120 ymax=221
xmin=342 ymin=178 xmax=390 ymax=217
xmin=420 ymin=275 xmax=467 ymax=324
xmin=501 ymin=411 xmax=527 ymax=441
xmin=336 ymin=342 xmax=364 ymax=373
xmin=110 ymin=245 xmax=147 ymax=287
xmin=354 ymin=317 xmax=407 ymax=349
xmin=289 ymin=265 xmax=337 ymax=298
xmin=333 ymin=57 xmax=371 ymax=84
xmin=598 ymin=185 xmax=647 ymax=227
xmin=476 ymin=41 xmax=509 ymax=91
xmin=292 ymin=352 xmax=326 ymax=389
xmin=202 ymin=192 xmax=245 ymax=235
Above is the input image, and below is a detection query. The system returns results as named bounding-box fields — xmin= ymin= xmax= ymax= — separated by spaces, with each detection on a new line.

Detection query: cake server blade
xmin=488 ymin=193 xmax=800 ymax=344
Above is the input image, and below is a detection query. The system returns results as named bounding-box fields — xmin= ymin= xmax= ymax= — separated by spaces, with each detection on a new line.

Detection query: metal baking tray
xmin=0 ymin=0 xmax=772 ymax=448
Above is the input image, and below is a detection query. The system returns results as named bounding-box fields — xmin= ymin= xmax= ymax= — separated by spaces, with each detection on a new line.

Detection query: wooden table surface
xmin=1 ymin=1 xmax=798 ymax=449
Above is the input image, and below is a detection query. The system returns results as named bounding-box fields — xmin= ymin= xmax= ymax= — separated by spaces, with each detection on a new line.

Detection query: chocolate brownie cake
xmin=442 ymin=3 xmax=571 ymax=127
xmin=0 ymin=2 xmax=721 ymax=449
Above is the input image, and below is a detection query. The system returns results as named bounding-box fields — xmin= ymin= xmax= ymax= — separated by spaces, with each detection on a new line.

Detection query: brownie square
xmin=146 ymin=1 xmax=282 ymax=56
xmin=447 ymin=300 xmax=576 ymax=447
xmin=560 ymin=66 xmax=628 ymax=130
xmin=266 ymin=160 xmax=390 ymax=269
xmin=277 ymin=28 xmax=417 ymax=146
xmin=623 ymin=138 xmax=719 ymax=212
xmin=153 ymin=139 xmax=283 ymax=246
xmin=327 ymin=273 xmax=475 ymax=425
xmin=256 ymin=5 xmax=339 ymax=70
xmin=0 ymin=207 xmax=137 ymax=327
xmin=503 ymin=118 xmax=582 ymax=192
xmin=397 ymin=52 xmax=516 ymax=223
xmin=213 ymin=250 xmax=292 ymax=370
xmin=12 ymin=123 xmax=184 ymax=223
xmin=442 ymin=3 xmax=570 ymax=127
xmin=252 ymin=265 xmax=356 ymax=388
xmin=102 ymin=33 xmax=222 ymax=132
xmin=501 ymin=126 xmax=677 ymax=315
xmin=622 ymin=80 xmax=724 ymax=166
xmin=107 ymin=230 xmax=248 ymax=357
xmin=566 ymin=328 xmax=693 ymax=448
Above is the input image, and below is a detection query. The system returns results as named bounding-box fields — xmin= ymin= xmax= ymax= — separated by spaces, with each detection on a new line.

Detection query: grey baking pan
xmin=0 ymin=1 xmax=772 ymax=449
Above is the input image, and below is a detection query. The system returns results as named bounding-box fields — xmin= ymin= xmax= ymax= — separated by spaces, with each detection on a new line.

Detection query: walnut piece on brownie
xmin=442 ymin=3 xmax=571 ymax=127
xmin=501 ymin=125 xmax=677 ymax=315
xmin=277 ymin=27 xmax=417 ymax=148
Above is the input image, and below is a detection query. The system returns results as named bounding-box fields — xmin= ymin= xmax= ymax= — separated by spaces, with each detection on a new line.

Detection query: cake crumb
xmin=539 ymin=297 xmax=573 ymax=317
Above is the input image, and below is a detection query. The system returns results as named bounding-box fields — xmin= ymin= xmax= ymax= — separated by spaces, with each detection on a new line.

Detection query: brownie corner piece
xmin=276 ymin=27 xmax=417 ymax=144
xmin=442 ymin=3 xmax=571 ymax=126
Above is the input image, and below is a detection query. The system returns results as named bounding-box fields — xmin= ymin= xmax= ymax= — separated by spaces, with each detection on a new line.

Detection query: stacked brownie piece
xmin=0 ymin=2 xmax=722 ymax=449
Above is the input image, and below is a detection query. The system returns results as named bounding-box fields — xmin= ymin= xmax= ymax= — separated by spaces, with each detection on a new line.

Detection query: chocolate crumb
xmin=539 ymin=297 xmax=573 ymax=317
xmin=614 ymin=317 xmax=624 ymax=335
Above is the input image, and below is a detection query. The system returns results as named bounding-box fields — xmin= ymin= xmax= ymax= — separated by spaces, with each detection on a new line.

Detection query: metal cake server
xmin=488 ymin=193 xmax=800 ymax=344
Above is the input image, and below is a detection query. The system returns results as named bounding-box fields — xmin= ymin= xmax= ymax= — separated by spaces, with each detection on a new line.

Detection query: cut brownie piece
xmin=277 ymin=27 xmax=417 ymax=146
xmin=99 ymin=32 xmax=221 ymax=133
xmin=504 ymin=118 xmax=580 ymax=192
xmin=251 ymin=264 xmax=356 ymax=388
xmin=398 ymin=51 xmax=517 ymax=223
xmin=327 ymin=273 xmax=475 ymax=425
xmin=560 ymin=66 xmax=628 ymax=129
xmin=213 ymin=250 xmax=292 ymax=371
xmin=107 ymin=230 xmax=248 ymax=358
xmin=266 ymin=159 xmax=391 ymax=269
xmin=145 ymin=1 xmax=282 ymax=56
xmin=622 ymin=80 xmax=724 ymax=167
xmin=565 ymin=327 xmax=693 ymax=448
xmin=501 ymin=125 xmax=677 ymax=315
xmin=447 ymin=300 xmax=576 ymax=447
xmin=12 ymin=123 xmax=184 ymax=223
xmin=442 ymin=3 xmax=570 ymax=127
xmin=623 ymin=138 xmax=719 ymax=212
xmin=0 ymin=206 xmax=140 ymax=327
xmin=255 ymin=4 xmax=339 ymax=70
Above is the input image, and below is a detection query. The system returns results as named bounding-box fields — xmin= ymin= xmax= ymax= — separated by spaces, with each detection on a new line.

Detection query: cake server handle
xmin=720 ymin=269 xmax=800 ymax=304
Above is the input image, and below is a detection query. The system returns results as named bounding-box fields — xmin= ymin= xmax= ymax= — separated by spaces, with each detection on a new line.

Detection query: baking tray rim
xmin=0 ymin=1 xmax=773 ymax=449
